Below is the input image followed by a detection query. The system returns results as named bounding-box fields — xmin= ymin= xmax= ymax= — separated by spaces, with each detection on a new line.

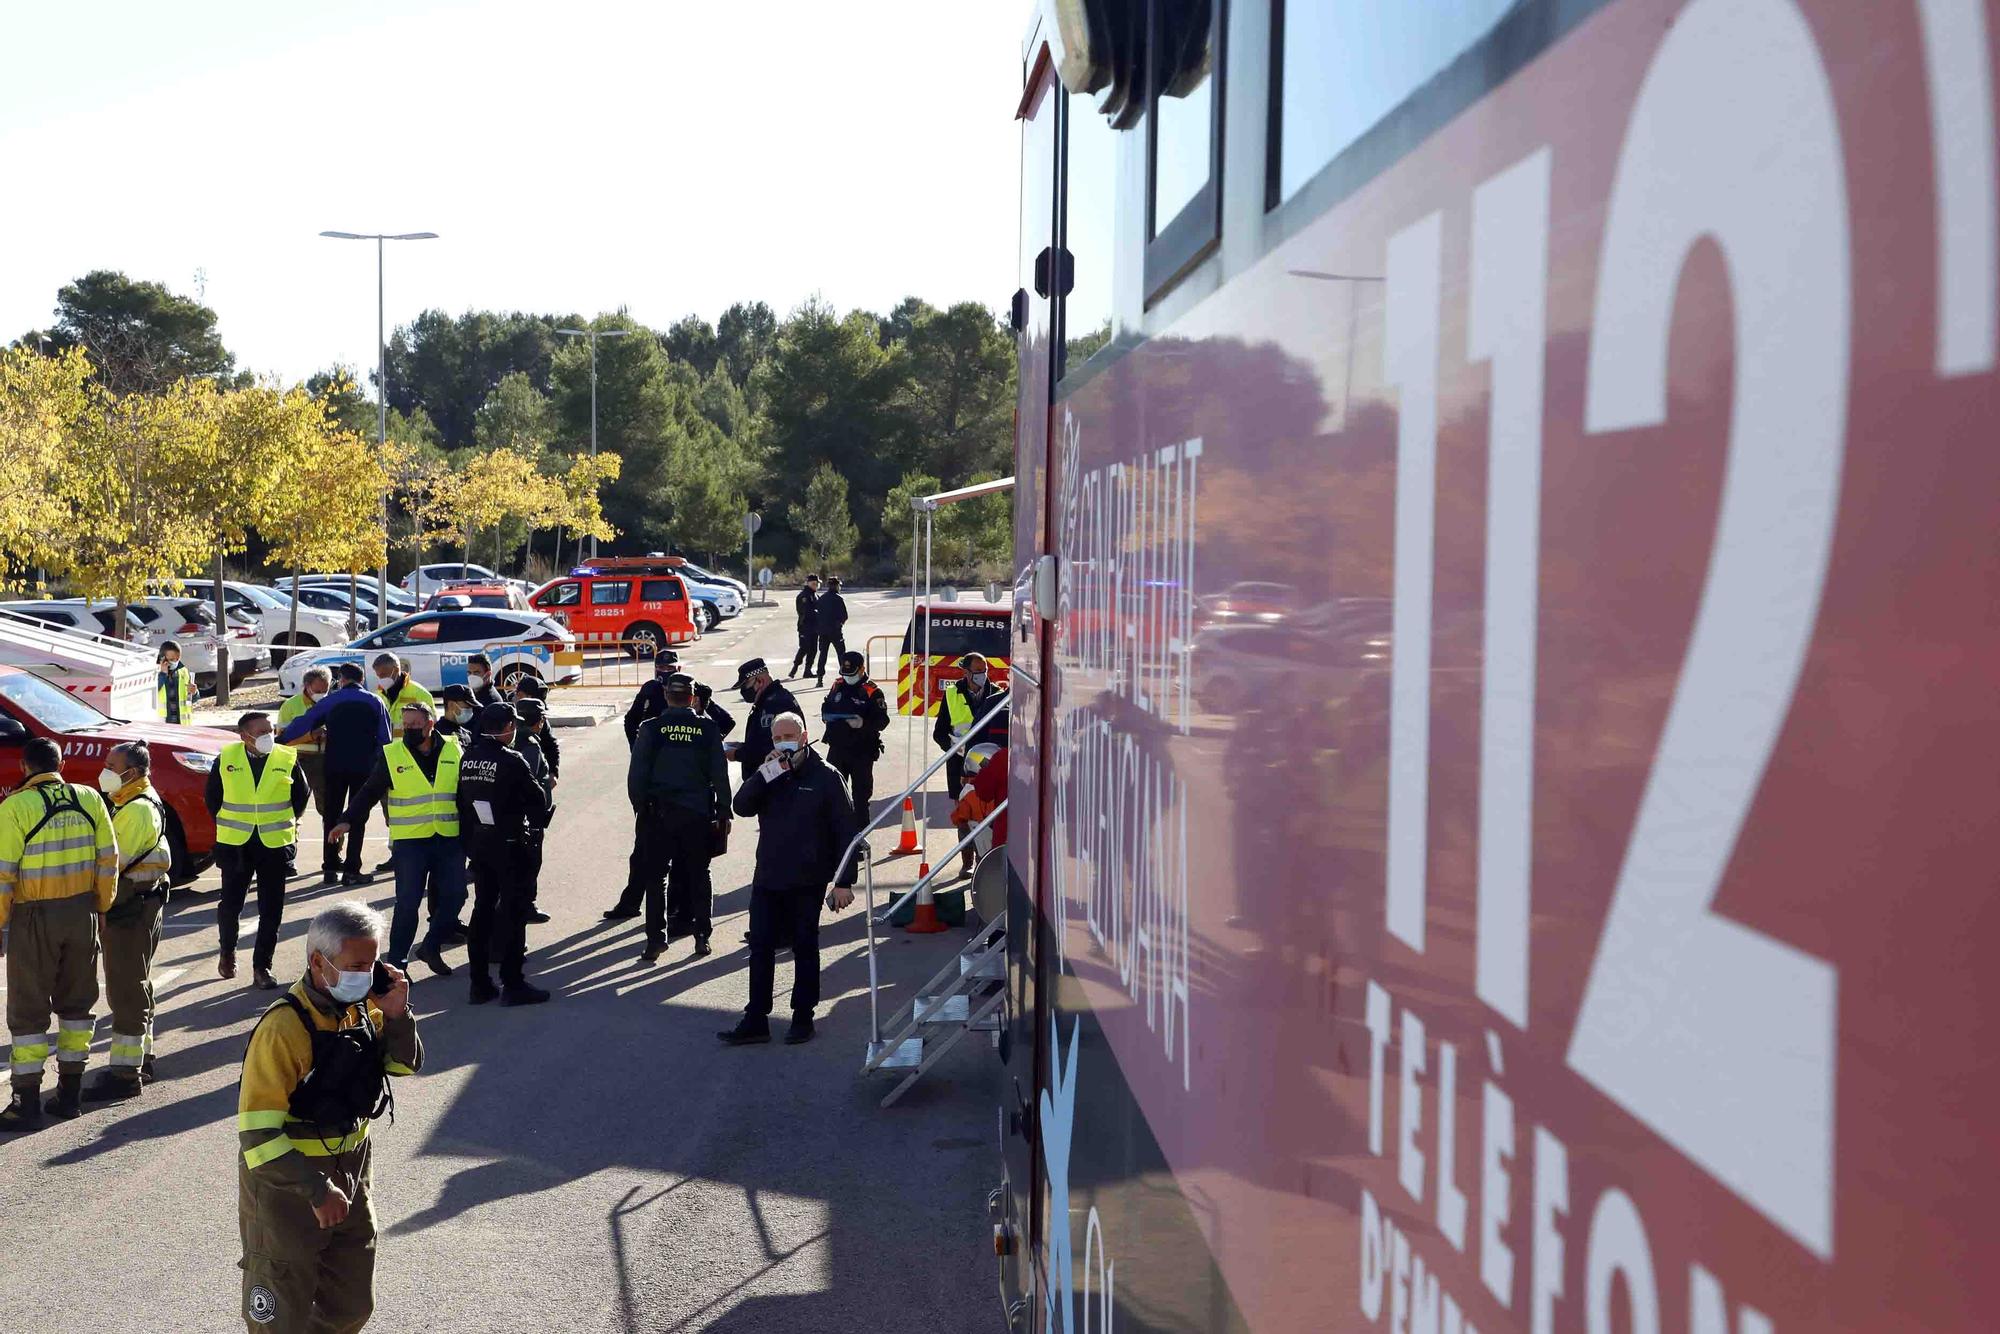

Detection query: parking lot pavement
xmin=0 ymin=587 xmax=1005 ymax=1333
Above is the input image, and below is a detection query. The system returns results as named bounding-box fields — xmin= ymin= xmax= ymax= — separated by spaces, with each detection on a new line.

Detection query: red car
xmin=0 ymin=666 xmax=228 ymax=884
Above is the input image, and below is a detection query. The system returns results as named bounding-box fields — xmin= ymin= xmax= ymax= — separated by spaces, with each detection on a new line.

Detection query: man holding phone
xmin=717 ymin=713 xmax=857 ymax=1047
xmin=236 ymin=900 xmax=421 ymax=1333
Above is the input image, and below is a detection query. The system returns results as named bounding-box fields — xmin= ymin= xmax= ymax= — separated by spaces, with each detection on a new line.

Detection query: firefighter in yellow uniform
xmin=85 ymin=741 xmax=174 ymax=1102
xmin=0 ymin=737 xmax=120 ymax=1130
xmin=238 ymin=900 xmax=420 ymax=1333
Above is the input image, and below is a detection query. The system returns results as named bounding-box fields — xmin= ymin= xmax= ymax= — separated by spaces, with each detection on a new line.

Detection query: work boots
xmin=500 ymin=981 xmax=551 ymax=1007
xmin=0 ymin=1083 xmax=44 ymax=1132
xmin=81 ymin=1070 xmax=143 ymax=1104
xmin=44 ymin=1070 xmax=83 ymax=1121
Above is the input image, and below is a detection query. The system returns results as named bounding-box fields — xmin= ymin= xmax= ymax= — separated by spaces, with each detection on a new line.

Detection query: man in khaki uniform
xmin=85 ymin=741 xmax=173 ymax=1102
xmin=0 ymin=736 xmax=120 ymax=1130
xmin=238 ymin=900 xmax=420 ymax=1332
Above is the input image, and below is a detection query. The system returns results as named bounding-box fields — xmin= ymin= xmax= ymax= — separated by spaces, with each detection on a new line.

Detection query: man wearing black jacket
xmin=513 ymin=697 xmax=556 ymax=926
xmin=732 ymin=657 xmax=801 ymax=781
xmin=810 ymin=575 xmax=850 ymax=685
xmin=693 ymin=682 xmax=734 ymax=739
xmin=621 ymin=651 xmax=684 ymax=746
xmin=718 ymin=713 xmax=857 ymax=1047
xmin=277 ymin=662 xmax=391 ymax=887
xmin=788 ymin=575 xmax=819 ymax=679
xmin=508 ymin=675 xmax=561 ymax=776
xmin=822 ymin=649 xmax=890 ymax=835
xmin=933 ymin=653 xmax=1010 ymax=875
xmin=455 ymin=704 xmax=551 ymax=1007
xmin=627 ymin=674 xmax=732 ymax=960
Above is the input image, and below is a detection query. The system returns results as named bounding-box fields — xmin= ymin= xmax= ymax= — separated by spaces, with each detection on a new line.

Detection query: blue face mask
xmin=774 ymin=740 xmax=802 ymax=754
xmin=319 ymin=956 xmax=371 ymax=1004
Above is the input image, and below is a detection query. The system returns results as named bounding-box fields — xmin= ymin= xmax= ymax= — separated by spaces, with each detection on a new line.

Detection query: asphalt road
xmin=0 ymin=589 xmax=1007 ymax=1333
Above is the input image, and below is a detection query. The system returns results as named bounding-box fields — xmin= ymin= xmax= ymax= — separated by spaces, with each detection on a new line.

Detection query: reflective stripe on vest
xmin=383 ymin=737 xmax=461 ymax=840
xmin=946 ymin=683 xmax=974 ymax=739
xmin=156 ymin=666 xmax=193 ymax=723
xmin=214 ymin=744 xmax=298 ymax=848
xmin=17 ymin=784 xmax=103 ymax=887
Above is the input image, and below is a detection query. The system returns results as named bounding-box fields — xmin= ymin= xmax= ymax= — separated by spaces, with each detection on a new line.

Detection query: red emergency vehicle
xmin=528 ymin=557 xmax=700 ymax=656
xmin=1000 ymin=3 xmax=2000 ymax=1331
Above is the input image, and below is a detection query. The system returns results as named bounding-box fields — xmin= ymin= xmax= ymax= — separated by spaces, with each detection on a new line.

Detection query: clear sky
xmin=0 ymin=0 xmax=1029 ymax=384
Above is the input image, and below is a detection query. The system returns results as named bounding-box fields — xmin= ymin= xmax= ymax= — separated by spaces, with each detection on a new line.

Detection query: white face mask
xmin=318 ymin=956 xmax=371 ymax=1004
xmin=305 ymin=687 xmax=325 ymax=702
xmin=97 ymin=767 xmax=125 ymax=795
xmin=967 ymin=672 xmax=988 ymax=690
xmin=375 ymin=672 xmax=396 ymax=687
xmin=250 ymin=733 xmax=275 ymax=756
xmin=451 ymin=706 xmax=473 ymax=724
xmin=467 ymin=672 xmax=487 ymax=688
xmin=841 ymin=672 xmax=861 ymax=685
xmin=774 ymin=739 xmax=802 ymax=754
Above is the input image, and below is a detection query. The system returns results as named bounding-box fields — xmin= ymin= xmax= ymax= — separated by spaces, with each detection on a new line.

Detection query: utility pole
xmin=320 ymin=230 xmax=439 ymax=601
xmin=555 ymin=325 xmax=631 ymax=560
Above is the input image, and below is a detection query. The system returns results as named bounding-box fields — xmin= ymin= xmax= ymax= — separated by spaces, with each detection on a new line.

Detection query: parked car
xmin=0 ymin=600 xmax=151 ymax=648
xmin=0 ymin=665 xmax=228 ymax=884
xmin=292 ymin=575 xmax=418 ymax=617
xmin=680 ymin=576 xmax=744 ymax=631
xmin=141 ymin=597 xmax=269 ymax=687
xmin=528 ymin=558 xmax=701 ymax=656
xmin=403 ymin=561 xmax=502 ymax=598
xmin=672 ymin=559 xmax=749 ymax=599
xmin=423 ymin=581 xmax=530 ymax=612
xmin=168 ymin=580 xmax=352 ymax=663
xmin=277 ymin=609 xmax=580 ymax=695
xmin=279 ymin=582 xmax=386 ymax=633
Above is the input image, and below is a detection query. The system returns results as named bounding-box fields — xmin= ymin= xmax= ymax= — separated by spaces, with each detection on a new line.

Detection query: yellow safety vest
xmin=377 ymin=676 xmax=435 ymax=717
xmin=0 ymin=774 xmax=118 ymax=927
xmin=383 ymin=737 xmax=460 ymax=840
xmin=946 ymin=681 xmax=976 ymax=739
xmin=214 ymin=743 xmax=299 ymax=848
xmin=156 ymin=664 xmax=195 ymax=723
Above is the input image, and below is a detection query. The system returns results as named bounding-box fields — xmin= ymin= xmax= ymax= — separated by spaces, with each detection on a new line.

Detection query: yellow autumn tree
xmin=0 ymin=347 xmax=92 ymax=572
xmin=256 ymin=395 xmax=391 ymax=645
xmin=555 ymin=452 xmax=622 ymax=567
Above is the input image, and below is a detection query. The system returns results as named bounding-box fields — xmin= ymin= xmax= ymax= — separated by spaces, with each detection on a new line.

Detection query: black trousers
xmin=790 ymin=625 xmax=817 ymax=676
xmin=320 ymin=769 xmax=372 ymax=876
xmin=615 ymin=808 xmax=658 ymax=915
xmin=637 ymin=804 xmax=714 ymax=946
xmin=216 ymin=842 xmax=290 ymax=971
xmin=812 ymin=630 xmax=847 ymax=677
xmin=745 ymin=885 xmax=824 ymax=1021
xmin=467 ymin=841 xmax=533 ymax=986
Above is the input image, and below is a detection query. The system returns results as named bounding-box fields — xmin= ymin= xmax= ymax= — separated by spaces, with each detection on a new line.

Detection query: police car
xmin=276 ymin=608 xmax=580 ymax=695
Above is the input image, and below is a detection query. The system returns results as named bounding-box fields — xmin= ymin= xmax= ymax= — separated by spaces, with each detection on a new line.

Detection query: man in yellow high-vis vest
xmin=931 ymin=653 xmax=1010 ymax=876
xmin=329 ymin=701 xmax=466 ymax=978
xmin=237 ymin=900 xmax=420 ymax=1333
xmin=156 ymin=642 xmax=198 ymax=724
xmin=207 ymin=712 xmax=310 ymax=991
xmin=84 ymin=741 xmax=174 ymax=1103
xmin=0 ymin=737 xmax=119 ymax=1131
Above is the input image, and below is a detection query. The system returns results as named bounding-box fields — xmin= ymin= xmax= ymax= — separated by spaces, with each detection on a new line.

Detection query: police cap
xmin=733 ymin=657 xmax=768 ymax=688
xmin=476 ymin=702 xmax=519 ymax=734
xmin=439 ymin=684 xmax=474 ymax=703
xmin=514 ymin=698 xmax=547 ymax=724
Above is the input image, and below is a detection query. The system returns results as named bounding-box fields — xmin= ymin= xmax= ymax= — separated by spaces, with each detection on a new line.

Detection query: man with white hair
xmin=718 ymin=711 xmax=857 ymax=1047
xmin=237 ymin=900 xmax=421 ymax=1333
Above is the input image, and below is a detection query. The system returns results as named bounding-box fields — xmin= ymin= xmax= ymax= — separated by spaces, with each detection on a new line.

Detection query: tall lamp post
xmin=320 ymin=230 xmax=439 ymax=601
xmin=554 ymin=325 xmax=630 ymax=561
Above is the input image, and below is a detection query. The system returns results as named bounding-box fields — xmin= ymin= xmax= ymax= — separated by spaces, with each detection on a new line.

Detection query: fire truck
xmin=997 ymin=1 xmax=2000 ymax=1331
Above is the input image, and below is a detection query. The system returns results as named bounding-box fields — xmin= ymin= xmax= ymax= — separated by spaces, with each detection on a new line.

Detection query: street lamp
xmin=320 ymin=230 xmax=439 ymax=602
xmin=554 ymin=325 xmax=630 ymax=560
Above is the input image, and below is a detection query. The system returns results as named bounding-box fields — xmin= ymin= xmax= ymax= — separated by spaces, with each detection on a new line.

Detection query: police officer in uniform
xmin=627 ymin=673 xmax=732 ymax=960
xmin=465 ymin=653 xmax=501 ymax=707
xmin=810 ymin=574 xmax=850 ymax=684
xmin=210 ymin=712 xmax=311 ymax=989
xmin=933 ymin=653 xmax=1009 ymax=876
xmin=822 ymin=649 xmax=890 ymax=880
xmin=789 ymin=575 xmax=820 ymax=678
xmin=84 ymin=741 xmax=173 ymax=1102
xmin=694 ymin=681 xmax=734 ymax=739
xmin=622 ymin=650 xmax=684 ymax=744
xmin=436 ymin=684 xmax=477 ymax=739
xmin=733 ymin=657 xmax=801 ymax=782
xmin=457 ymin=703 xmax=551 ymax=1006
xmin=237 ymin=901 xmax=421 ymax=1333
xmin=0 ymin=738 xmax=119 ymax=1130
xmin=513 ymin=697 xmax=555 ymax=927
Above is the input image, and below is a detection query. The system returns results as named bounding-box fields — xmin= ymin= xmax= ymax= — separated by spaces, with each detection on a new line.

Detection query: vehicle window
xmin=1274 ymin=0 xmax=1514 ymax=205
xmin=436 ymin=614 xmax=518 ymax=644
xmin=0 ymin=669 xmax=110 ymax=732
xmin=541 ymin=581 xmax=582 ymax=608
xmin=368 ymin=615 xmax=438 ymax=649
xmin=261 ymin=588 xmax=294 ymax=608
xmin=91 ymin=612 xmax=119 ymax=635
xmin=126 ymin=605 xmax=161 ymax=625
xmin=15 ymin=609 xmax=67 ymax=626
xmin=1151 ymin=22 xmax=1214 ymax=233
xmin=590 ymin=580 xmax=632 ymax=607
xmin=1145 ymin=0 xmax=1223 ymax=297
xmin=178 ymin=602 xmax=217 ymax=625
xmin=639 ymin=578 xmax=684 ymax=602
xmin=1062 ymin=84 xmax=1118 ymax=378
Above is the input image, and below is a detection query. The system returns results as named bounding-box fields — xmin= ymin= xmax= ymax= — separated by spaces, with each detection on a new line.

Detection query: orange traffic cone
xmin=895 ymin=797 xmax=919 ymax=853
xmin=905 ymin=875 xmax=947 ymax=934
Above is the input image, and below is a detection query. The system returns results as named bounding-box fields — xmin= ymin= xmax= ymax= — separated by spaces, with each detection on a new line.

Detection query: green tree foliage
xmin=757 ymin=297 xmax=912 ymax=522
xmin=384 ymin=309 xmax=557 ymax=446
xmin=796 ymin=461 xmax=858 ymax=571
xmin=23 ymin=270 xmax=238 ymax=394
xmin=898 ymin=302 xmax=1014 ymax=483
xmin=716 ymin=301 xmax=778 ymax=387
xmin=663 ymin=316 xmax=720 ymax=378
xmin=475 ymin=371 xmax=556 ymax=451
xmin=881 ymin=471 xmax=941 ymax=575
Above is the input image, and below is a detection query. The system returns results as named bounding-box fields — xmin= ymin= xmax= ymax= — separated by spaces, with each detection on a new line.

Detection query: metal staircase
xmin=840 ymin=694 xmax=1012 ymax=1108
